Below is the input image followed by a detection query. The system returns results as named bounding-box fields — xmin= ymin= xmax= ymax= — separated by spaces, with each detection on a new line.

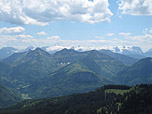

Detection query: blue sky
xmin=0 ymin=0 xmax=152 ymax=51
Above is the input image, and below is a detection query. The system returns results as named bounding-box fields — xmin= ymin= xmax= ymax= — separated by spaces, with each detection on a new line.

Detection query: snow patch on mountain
xmin=111 ymin=46 xmax=143 ymax=55
xmin=0 ymin=45 xmax=149 ymax=59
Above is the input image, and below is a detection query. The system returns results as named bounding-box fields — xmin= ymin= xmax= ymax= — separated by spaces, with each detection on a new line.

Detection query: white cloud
xmin=1 ymin=28 xmax=152 ymax=51
xmin=0 ymin=26 xmax=25 ymax=34
xmin=118 ymin=31 xmax=152 ymax=51
xmin=106 ymin=33 xmax=114 ymax=36
xmin=0 ymin=34 xmax=33 ymax=47
xmin=0 ymin=0 xmax=113 ymax=25
xmin=143 ymin=28 xmax=148 ymax=34
xmin=118 ymin=0 xmax=152 ymax=15
xmin=16 ymin=35 xmax=33 ymax=39
xmin=126 ymin=34 xmax=152 ymax=42
xmin=47 ymin=36 xmax=60 ymax=40
xmin=37 ymin=31 xmax=47 ymax=35
xmin=119 ymin=32 xmax=131 ymax=36
xmin=150 ymin=28 xmax=152 ymax=34
xmin=143 ymin=28 xmax=152 ymax=34
xmin=95 ymin=36 xmax=105 ymax=39
xmin=1 ymin=36 xmax=151 ymax=51
xmin=0 ymin=35 xmax=18 ymax=44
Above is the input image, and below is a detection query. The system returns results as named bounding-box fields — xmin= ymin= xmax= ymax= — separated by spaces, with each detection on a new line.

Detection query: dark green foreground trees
xmin=0 ymin=84 xmax=152 ymax=114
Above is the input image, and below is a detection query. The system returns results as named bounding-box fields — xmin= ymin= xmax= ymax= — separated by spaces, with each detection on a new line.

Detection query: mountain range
xmin=0 ymin=46 xmax=152 ymax=60
xmin=0 ymin=47 xmax=152 ymax=108
xmin=27 ymin=50 xmax=125 ymax=98
xmin=1 ymin=48 xmax=125 ymax=98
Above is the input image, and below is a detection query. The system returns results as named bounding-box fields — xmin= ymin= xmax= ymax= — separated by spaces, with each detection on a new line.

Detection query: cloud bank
xmin=118 ymin=0 xmax=152 ymax=15
xmin=37 ymin=31 xmax=47 ymax=35
xmin=0 ymin=0 xmax=113 ymax=25
xmin=1 ymin=27 xmax=152 ymax=51
xmin=0 ymin=26 xmax=25 ymax=34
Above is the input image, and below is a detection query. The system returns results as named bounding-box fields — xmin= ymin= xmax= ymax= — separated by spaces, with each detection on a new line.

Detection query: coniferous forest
xmin=0 ymin=84 xmax=152 ymax=114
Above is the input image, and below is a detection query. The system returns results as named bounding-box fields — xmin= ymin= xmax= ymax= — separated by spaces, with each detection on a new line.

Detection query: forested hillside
xmin=0 ymin=84 xmax=151 ymax=114
xmin=0 ymin=82 xmax=21 ymax=108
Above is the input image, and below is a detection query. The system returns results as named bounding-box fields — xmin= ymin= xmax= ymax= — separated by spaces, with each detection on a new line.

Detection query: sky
xmin=0 ymin=0 xmax=152 ymax=52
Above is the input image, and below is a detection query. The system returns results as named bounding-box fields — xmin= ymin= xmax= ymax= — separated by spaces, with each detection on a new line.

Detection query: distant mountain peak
xmin=31 ymin=48 xmax=50 ymax=54
xmin=89 ymin=50 xmax=98 ymax=53
xmin=25 ymin=48 xmax=51 ymax=59
xmin=112 ymin=46 xmax=143 ymax=55
xmin=34 ymin=47 xmax=44 ymax=52
xmin=60 ymin=48 xmax=70 ymax=52
xmin=61 ymin=48 xmax=76 ymax=52
xmin=25 ymin=46 xmax=35 ymax=51
xmin=54 ymin=48 xmax=79 ymax=55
